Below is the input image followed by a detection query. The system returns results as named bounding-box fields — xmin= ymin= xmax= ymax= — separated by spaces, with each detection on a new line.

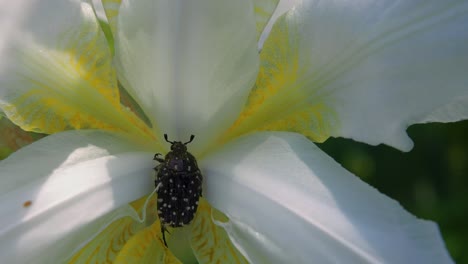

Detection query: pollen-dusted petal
xmin=114 ymin=0 xmax=259 ymax=153
xmin=114 ymin=220 xmax=182 ymax=264
xmin=223 ymin=0 xmax=468 ymax=151
xmin=0 ymin=0 xmax=152 ymax=140
xmin=0 ymin=130 xmax=155 ymax=263
xmin=202 ymin=132 xmax=453 ymax=263
xmin=190 ymin=198 xmax=248 ymax=264
xmin=218 ymin=13 xmax=337 ymax=146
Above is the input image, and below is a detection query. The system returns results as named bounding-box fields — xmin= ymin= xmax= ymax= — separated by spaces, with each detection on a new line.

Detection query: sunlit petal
xmin=0 ymin=130 xmax=155 ymax=263
xmin=0 ymin=0 xmax=143 ymax=136
xmin=202 ymin=132 xmax=453 ymax=263
xmin=224 ymin=0 xmax=468 ymax=151
xmin=114 ymin=0 xmax=259 ymax=153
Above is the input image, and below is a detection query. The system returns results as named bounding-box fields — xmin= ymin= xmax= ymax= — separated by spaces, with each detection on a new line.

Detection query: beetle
xmin=153 ymin=134 xmax=203 ymax=246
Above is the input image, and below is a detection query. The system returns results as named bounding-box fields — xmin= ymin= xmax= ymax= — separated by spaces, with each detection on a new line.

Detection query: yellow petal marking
xmin=253 ymin=0 xmax=279 ymax=40
xmin=190 ymin=198 xmax=248 ymax=264
xmin=67 ymin=194 xmax=160 ymax=264
xmin=216 ymin=15 xmax=338 ymax=147
xmin=114 ymin=220 xmax=182 ymax=264
xmin=2 ymin=4 xmax=116 ymax=132
xmin=67 ymin=216 xmax=146 ymax=264
xmin=0 ymin=4 xmax=160 ymax=148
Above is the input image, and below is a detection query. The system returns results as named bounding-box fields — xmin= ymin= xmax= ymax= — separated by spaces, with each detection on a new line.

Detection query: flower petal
xmin=224 ymin=0 xmax=468 ymax=151
xmin=114 ymin=220 xmax=182 ymax=264
xmin=253 ymin=0 xmax=280 ymax=41
xmin=190 ymin=198 xmax=248 ymax=264
xmin=67 ymin=215 xmax=145 ymax=263
xmin=0 ymin=130 xmax=155 ymax=263
xmin=101 ymin=0 xmax=121 ymax=37
xmin=114 ymin=0 xmax=259 ymax=153
xmin=0 ymin=0 xmax=152 ymax=140
xmin=100 ymin=0 xmax=281 ymax=50
xmin=67 ymin=195 xmax=155 ymax=263
xmin=257 ymin=0 xmax=297 ymax=49
xmin=201 ymin=132 xmax=453 ymax=263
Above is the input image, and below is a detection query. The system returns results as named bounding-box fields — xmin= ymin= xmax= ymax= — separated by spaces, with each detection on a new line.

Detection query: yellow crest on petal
xmin=67 ymin=194 xmax=162 ymax=264
xmin=217 ymin=14 xmax=338 ymax=146
xmin=0 ymin=2 xmax=158 ymax=146
xmin=67 ymin=216 xmax=146 ymax=264
xmin=114 ymin=220 xmax=182 ymax=264
xmin=190 ymin=198 xmax=248 ymax=264
xmin=2 ymin=3 xmax=118 ymax=133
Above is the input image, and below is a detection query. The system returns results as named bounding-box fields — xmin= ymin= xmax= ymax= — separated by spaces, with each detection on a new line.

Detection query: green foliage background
xmin=319 ymin=121 xmax=468 ymax=263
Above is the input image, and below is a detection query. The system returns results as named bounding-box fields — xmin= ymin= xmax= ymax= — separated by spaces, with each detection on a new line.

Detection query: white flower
xmin=1 ymin=0 xmax=467 ymax=263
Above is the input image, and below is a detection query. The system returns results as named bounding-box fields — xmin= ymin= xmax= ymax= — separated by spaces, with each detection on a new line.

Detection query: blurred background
xmin=318 ymin=121 xmax=468 ymax=263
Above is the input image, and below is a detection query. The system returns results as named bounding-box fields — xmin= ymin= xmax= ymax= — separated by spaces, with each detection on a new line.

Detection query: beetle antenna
xmin=184 ymin=135 xmax=195 ymax=145
xmin=164 ymin=134 xmax=174 ymax=144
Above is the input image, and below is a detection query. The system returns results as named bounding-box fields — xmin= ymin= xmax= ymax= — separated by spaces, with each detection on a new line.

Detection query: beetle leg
xmin=161 ymin=224 xmax=170 ymax=247
xmin=153 ymin=153 xmax=165 ymax=163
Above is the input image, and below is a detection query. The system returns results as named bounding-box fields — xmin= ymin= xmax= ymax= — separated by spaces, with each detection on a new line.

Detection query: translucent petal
xmin=201 ymin=132 xmax=453 ymax=263
xmin=257 ymin=0 xmax=297 ymax=49
xmin=253 ymin=0 xmax=280 ymax=41
xmin=0 ymin=0 xmax=153 ymax=141
xmin=101 ymin=0 xmax=122 ymax=36
xmin=114 ymin=0 xmax=259 ymax=153
xmin=0 ymin=130 xmax=155 ymax=263
xmin=224 ymin=0 xmax=468 ymax=151
xmin=190 ymin=198 xmax=248 ymax=264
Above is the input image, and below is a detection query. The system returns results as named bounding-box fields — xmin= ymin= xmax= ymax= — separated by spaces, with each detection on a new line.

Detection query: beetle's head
xmin=164 ymin=134 xmax=195 ymax=153
xmin=170 ymin=141 xmax=187 ymax=152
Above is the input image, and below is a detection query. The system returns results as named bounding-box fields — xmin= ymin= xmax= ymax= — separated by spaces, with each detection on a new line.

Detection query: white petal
xmin=201 ymin=132 xmax=453 ymax=264
xmin=258 ymin=0 xmax=296 ymax=49
xmin=253 ymin=0 xmax=280 ymax=43
xmin=0 ymin=0 xmax=133 ymax=135
xmin=114 ymin=0 xmax=259 ymax=152
xmin=261 ymin=0 xmax=468 ymax=151
xmin=0 ymin=130 xmax=155 ymax=263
